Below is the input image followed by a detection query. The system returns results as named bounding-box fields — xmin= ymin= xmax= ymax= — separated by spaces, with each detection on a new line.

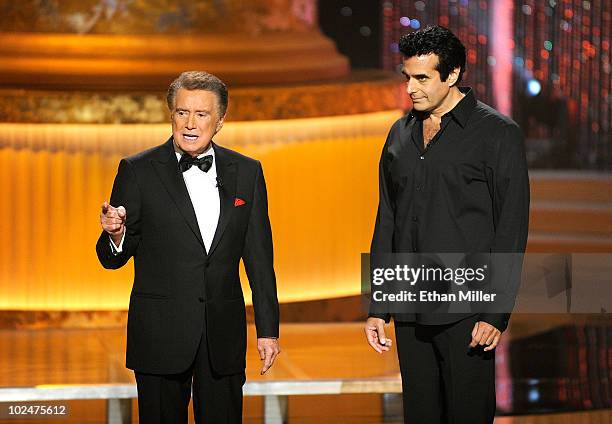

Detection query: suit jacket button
xmin=198 ymin=297 xmax=204 ymax=303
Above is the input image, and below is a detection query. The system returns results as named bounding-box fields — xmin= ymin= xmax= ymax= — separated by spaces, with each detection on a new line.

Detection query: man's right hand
xmin=364 ymin=317 xmax=392 ymax=354
xmin=100 ymin=201 xmax=126 ymax=246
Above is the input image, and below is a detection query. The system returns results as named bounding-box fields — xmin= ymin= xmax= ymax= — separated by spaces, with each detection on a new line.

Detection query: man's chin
xmin=174 ymin=139 xmax=211 ymax=155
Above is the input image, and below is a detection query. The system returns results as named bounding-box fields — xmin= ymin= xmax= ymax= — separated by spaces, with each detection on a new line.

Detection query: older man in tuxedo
xmin=97 ymin=71 xmax=280 ymax=423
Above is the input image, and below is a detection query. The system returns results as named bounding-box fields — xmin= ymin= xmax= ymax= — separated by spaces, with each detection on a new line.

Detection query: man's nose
xmin=406 ymin=79 xmax=418 ymax=95
xmin=186 ymin=114 xmax=196 ymax=129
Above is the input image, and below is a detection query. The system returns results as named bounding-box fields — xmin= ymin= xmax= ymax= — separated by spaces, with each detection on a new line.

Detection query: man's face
xmin=402 ymin=53 xmax=458 ymax=113
xmin=171 ymin=88 xmax=224 ymax=156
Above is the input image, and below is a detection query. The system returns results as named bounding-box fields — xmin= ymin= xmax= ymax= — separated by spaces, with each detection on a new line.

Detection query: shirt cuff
xmin=109 ymin=229 xmax=126 ymax=255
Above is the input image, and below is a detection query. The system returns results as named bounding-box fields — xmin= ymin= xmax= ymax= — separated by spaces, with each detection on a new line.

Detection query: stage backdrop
xmin=0 ymin=111 xmax=401 ymax=310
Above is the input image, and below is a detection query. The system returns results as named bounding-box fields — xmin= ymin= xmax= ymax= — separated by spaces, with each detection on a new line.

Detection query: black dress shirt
xmin=369 ymin=87 xmax=530 ymax=331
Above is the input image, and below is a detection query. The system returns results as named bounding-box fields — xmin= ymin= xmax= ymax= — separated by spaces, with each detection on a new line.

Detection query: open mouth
xmin=183 ymin=134 xmax=199 ymax=141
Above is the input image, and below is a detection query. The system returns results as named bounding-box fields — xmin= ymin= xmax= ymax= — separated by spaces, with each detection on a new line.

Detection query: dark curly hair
xmin=167 ymin=71 xmax=228 ymax=116
xmin=399 ymin=25 xmax=466 ymax=84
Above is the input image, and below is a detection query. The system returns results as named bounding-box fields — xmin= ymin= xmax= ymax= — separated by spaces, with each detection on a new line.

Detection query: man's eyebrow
xmin=401 ymin=71 xmax=430 ymax=79
xmin=174 ymin=108 xmax=210 ymax=113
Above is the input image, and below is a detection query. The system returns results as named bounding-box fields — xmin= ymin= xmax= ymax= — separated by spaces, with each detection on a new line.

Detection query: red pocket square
xmin=234 ymin=198 xmax=246 ymax=207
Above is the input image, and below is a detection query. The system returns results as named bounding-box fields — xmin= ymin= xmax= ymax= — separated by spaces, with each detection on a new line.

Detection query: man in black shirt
xmin=364 ymin=26 xmax=529 ymax=423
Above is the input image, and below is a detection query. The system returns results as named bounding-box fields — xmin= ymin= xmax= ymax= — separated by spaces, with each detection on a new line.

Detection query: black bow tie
xmin=179 ymin=154 xmax=213 ymax=173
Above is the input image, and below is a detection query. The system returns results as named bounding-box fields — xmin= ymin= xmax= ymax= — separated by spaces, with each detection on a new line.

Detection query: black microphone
xmin=216 ymin=176 xmax=223 ymax=188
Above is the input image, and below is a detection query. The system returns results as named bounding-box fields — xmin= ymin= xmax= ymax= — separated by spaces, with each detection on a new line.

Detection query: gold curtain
xmin=0 ymin=111 xmax=401 ymax=309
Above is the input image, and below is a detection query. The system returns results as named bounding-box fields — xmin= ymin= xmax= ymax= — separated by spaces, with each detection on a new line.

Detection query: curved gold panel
xmin=0 ymin=32 xmax=349 ymax=89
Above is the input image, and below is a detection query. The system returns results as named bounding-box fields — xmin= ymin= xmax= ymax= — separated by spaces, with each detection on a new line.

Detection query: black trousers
xmin=394 ymin=314 xmax=496 ymax=424
xmin=134 ymin=317 xmax=246 ymax=424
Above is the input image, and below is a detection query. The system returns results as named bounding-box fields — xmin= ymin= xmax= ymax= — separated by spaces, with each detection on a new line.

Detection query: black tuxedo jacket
xmin=96 ymin=138 xmax=279 ymax=376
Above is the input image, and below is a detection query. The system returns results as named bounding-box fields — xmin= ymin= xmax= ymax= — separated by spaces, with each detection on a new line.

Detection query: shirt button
xmin=419 ymin=156 xmax=424 ymax=160
xmin=412 ymin=216 xmax=418 ymax=222
xmin=416 ymin=186 xmax=422 ymax=191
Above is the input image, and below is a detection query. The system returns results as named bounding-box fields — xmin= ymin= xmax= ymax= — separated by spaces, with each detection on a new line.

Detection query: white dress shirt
xmin=110 ymin=144 xmax=220 ymax=254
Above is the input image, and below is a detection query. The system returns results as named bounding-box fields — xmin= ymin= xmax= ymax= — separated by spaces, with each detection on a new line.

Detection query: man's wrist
xmin=108 ymin=228 xmax=126 ymax=255
xmin=109 ymin=231 xmax=124 ymax=246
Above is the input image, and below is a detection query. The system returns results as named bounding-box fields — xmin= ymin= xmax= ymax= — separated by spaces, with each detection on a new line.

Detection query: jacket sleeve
xmin=242 ymin=161 xmax=280 ymax=338
xmin=368 ymin=127 xmax=396 ymax=323
xmin=95 ymin=158 xmax=142 ymax=269
xmin=479 ymin=123 xmax=530 ymax=332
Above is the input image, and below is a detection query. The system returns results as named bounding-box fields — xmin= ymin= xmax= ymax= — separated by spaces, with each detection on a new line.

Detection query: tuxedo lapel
xmin=151 ymin=138 xmax=206 ymax=251
xmin=208 ymin=142 xmax=236 ymax=257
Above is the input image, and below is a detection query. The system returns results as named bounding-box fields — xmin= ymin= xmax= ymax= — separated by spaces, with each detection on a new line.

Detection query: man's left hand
xmin=469 ymin=321 xmax=501 ymax=351
xmin=257 ymin=337 xmax=281 ymax=375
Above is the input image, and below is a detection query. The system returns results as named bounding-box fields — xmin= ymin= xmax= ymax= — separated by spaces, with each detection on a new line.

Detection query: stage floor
xmin=0 ymin=316 xmax=610 ymax=423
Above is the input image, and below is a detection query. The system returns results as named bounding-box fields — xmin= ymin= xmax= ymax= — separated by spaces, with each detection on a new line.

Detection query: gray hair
xmin=167 ymin=71 xmax=228 ymax=116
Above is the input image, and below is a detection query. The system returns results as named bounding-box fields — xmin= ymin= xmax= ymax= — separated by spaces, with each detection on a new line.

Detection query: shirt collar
xmin=446 ymin=87 xmax=476 ymax=128
xmin=405 ymin=86 xmax=476 ymax=128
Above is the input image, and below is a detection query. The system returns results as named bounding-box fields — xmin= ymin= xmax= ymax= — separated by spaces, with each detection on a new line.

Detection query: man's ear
xmin=215 ymin=115 xmax=226 ymax=133
xmin=447 ymin=67 xmax=461 ymax=87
